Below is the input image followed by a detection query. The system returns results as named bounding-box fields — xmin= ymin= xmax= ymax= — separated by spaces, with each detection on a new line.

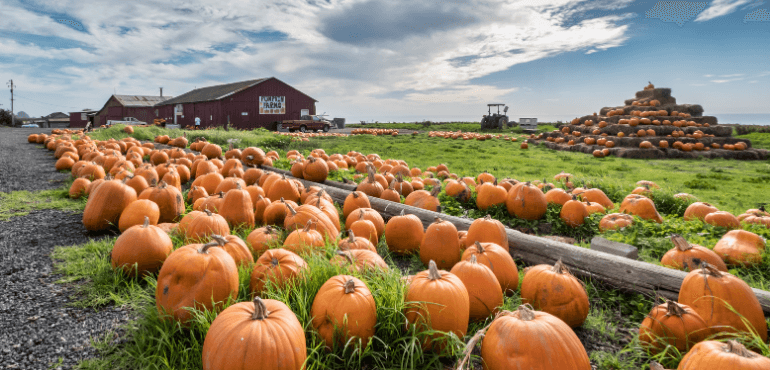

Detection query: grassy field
xmin=284 ymin=132 xmax=770 ymax=215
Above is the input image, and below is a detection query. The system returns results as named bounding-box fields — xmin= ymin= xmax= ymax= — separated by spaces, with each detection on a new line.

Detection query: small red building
xmin=155 ymin=77 xmax=317 ymax=130
xmin=88 ymin=95 xmax=173 ymax=128
xmin=68 ymin=110 xmax=95 ymax=128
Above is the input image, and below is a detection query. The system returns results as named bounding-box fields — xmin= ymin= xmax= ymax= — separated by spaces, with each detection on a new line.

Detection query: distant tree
xmin=0 ymin=109 xmax=13 ymax=126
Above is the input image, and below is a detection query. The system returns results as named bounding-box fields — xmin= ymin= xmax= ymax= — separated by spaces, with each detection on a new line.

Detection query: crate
xmin=519 ymin=118 xmax=538 ymax=131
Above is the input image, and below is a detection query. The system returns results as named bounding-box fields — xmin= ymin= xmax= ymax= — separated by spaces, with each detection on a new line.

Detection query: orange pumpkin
xmin=639 ymin=300 xmax=709 ymax=355
xmin=450 ymin=255 xmax=503 ymax=321
xmin=310 ymin=275 xmax=377 ymax=348
xmin=520 ymin=259 xmax=589 ymax=328
xmin=156 ymin=239 xmax=239 ymax=323
xmin=111 ymin=217 xmax=173 ymax=277
xmin=678 ymin=263 xmax=767 ymax=342
xmin=661 ymin=234 xmax=727 ymax=272
xmin=250 ymin=248 xmax=307 ymax=295
xmin=420 ymin=218 xmax=461 ymax=269
xmin=404 ymin=260 xmax=469 ymax=351
xmin=712 ymin=230 xmax=765 ymax=267
xmin=619 ymin=194 xmax=662 ymax=223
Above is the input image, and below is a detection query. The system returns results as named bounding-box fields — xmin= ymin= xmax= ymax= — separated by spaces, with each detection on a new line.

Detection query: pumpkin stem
xmin=433 ymin=217 xmax=442 ymax=224
xmin=236 ymin=182 xmax=242 ymax=190
xmin=337 ymin=250 xmax=354 ymax=264
xmin=142 ymin=216 xmax=150 ymax=228
xmin=516 ymin=304 xmax=536 ymax=321
xmin=664 ymin=299 xmax=687 ymax=317
xmin=699 ymin=261 xmax=723 ymax=278
xmin=344 ymin=278 xmax=356 ymax=294
xmin=484 ymin=214 xmax=492 ymax=221
xmin=427 ymin=260 xmax=441 ymax=280
xmin=251 ymin=297 xmax=269 ymax=320
xmin=204 ymin=209 xmax=213 ymax=216
xmin=347 ymin=230 xmax=356 ymax=243
xmin=265 ymin=225 xmax=275 ymax=234
xmin=200 ymin=236 xmax=225 ymax=254
xmin=271 ymin=257 xmax=280 ymax=267
xmin=352 ymin=192 xmax=360 ymax=199
xmin=158 ymin=180 xmax=167 ymax=189
xmin=284 ymin=200 xmax=297 ymax=215
xmin=430 ymin=184 xmax=441 ymax=197
xmin=469 ymin=254 xmax=478 ymax=264
xmin=551 ymin=258 xmax=570 ymax=274
xmin=724 ymin=340 xmax=757 ymax=358
xmin=474 ymin=241 xmax=486 ymax=253
xmin=303 ymin=220 xmax=314 ymax=232
xmin=670 ymin=234 xmax=693 ymax=251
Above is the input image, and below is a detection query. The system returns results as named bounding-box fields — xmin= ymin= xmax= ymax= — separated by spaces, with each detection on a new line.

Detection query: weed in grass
xmin=683 ymin=178 xmax=717 ymax=190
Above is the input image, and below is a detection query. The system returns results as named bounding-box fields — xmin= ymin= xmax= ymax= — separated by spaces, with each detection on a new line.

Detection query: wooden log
xmin=260 ymin=165 xmax=770 ymax=315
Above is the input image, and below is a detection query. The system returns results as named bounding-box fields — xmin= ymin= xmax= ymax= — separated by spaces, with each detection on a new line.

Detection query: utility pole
xmin=7 ymin=80 xmax=15 ymax=127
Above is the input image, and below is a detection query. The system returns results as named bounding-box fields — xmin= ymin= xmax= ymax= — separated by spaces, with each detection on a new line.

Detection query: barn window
xmin=81 ymin=113 xmax=86 ymax=120
xmin=155 ymin=109 xmax=159 ymax=116
xmin=242 ymin=112 xmax=248 ymax=116
xmin=210 ymin=115 xmax=212 ymax=120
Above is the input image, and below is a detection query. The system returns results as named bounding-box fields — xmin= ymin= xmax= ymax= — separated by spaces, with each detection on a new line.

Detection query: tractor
xmin=480 ymin=104 xmax=512 ymax=129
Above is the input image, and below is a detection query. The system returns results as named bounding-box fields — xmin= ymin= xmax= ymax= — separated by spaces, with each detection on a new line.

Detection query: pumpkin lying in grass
xmin=678 ymin=262 xmax=767 ymax=342
xmin=639 ymin=300 xmax=708 ymax=355
xmin=459 ymin=304 xmax=591 ymax=370
xmin=156 ymin=237 xmax=239 ymax=323
xmin=111 ymin=217 xmax=173 ymax=277
xmin=661 ymin=234 xmax=727 ymax=272
xmin=677 ymin=340 xmax=770 ymax=370
xmin=404 ymin=260 xmax=469 ymax=352
xmin=201 ymin=297 xmax=306 ymax=370
xmin=520 ymin=259 xmax=589 ymax=328
xmin=310 ymin=275 xmax=376 ymax=349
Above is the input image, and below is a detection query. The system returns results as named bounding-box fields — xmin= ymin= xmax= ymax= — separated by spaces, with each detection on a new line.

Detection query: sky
xmin=1 ymin=0 xmax=769 ymax=123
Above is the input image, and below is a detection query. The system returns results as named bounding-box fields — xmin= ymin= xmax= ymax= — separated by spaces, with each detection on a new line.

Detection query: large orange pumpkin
xmin=384 ymin=210 xmax=424 ymax=255
xmin=420 ymin=217 xmax=461 ymax=269
xmin=661 ymin=234 xmax=727 ymax=272
xmin=245 ymin=225 xmax=281 ymax=257
xmin=478 ymin=305 xmax=591 ymax=370
xmin=678 ymin=262 xmax=767 ymax=342
xmin=310 ymin=275 xmax=377 ymax=349
xmin=639 ymin=300 xmax=708 ymax=355
xmin=83 ymin=179 xmax=137 ymax=231
xmin=138 ymin=181 xmax=185 ymax=223
xmin=677 ymin=340 xmax=770 ymax=370
xmin=111 ymin=217 xmax=173 ymax=277
xmin=712 ymin=230 xmax=765 ymax=267
xmin=465 ymin=215 xmax=508 ymax=251
xmin=506 ymin=182 xmax=547 ymax=220
xmin=156 ymin=239 xmax=239 ymax=323
xmin=520 ymin=259 xmax=589 ymax=328
xmin=250 ymin=248 xmax=307 ymax=295
xmin=461 ymin=242 xmax=519 ymax=295
xmin=404 ymin=260 xmax=469 ymax=351
xmin=201 ymin=297 xmax=306 ymax=370
xmin=449 ymin=255 xmax=503 ymax=321
xmin=619 ymin=194 xmax=663 ymax=223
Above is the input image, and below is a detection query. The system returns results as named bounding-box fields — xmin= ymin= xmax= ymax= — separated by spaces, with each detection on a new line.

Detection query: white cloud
xmin=695 ymin=0 xmax=754 ymax=22
xmin=2 ymin=0 xmax=635 ymax=119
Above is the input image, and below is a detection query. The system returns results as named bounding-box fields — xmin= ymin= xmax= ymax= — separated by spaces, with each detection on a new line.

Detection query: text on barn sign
xmin=259 ymin=96 xmax=286 ymax=114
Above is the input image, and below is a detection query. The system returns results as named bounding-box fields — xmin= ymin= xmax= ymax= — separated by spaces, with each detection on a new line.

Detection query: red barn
xmin=68 ymin=110 xmax=95 ymax=128
xmin=91 ymin=95 xmax=173 ymax=128
xmin=155 ymin=77 xmax=317 ymax=130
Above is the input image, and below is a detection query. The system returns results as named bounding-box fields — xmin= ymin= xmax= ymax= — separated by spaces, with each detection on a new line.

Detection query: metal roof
xmin=156 ymin=78 xmax=270 ymax=106
xmin=113 ymin=95 xmax=173 ymax=107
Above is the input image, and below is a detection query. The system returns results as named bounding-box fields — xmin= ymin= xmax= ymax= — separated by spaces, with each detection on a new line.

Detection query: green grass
xmin=0 ymin=178 xmax=86 ymax=221
xmin=86 ymin=125 xmax=293 ymax=152
xmin=737 ymin=132 xmax=770 ymax=150
xmin=281 ymin=132 xmax=770 ymax=214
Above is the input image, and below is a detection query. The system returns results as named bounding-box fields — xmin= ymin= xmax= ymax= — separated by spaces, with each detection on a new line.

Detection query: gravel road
xmin=0 ymin=127 xmax=129 ymax=369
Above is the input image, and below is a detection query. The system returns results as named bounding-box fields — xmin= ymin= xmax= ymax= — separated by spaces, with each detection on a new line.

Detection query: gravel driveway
xmin=0 ymin=127 xmax=129 ymax=369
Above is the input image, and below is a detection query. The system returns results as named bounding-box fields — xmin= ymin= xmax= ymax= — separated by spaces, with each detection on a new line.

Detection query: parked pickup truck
xmin=106 ymin=117 xmax=147 ymax=126
xmin=277 ymin=115 xmax=332 ymax=133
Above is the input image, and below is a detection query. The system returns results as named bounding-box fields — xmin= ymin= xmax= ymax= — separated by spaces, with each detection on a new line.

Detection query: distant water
xmin=712 ymin=114 xmax=770 ymax=126
xmin=349 ymin=113 xmax=770 ymax=126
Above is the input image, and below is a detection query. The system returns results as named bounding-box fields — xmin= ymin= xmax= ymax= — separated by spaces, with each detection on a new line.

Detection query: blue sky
xmin=1 ymin=0 xmax=768 ymax=123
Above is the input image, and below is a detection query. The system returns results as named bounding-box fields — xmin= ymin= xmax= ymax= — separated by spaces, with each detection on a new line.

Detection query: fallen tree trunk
xmin=261 ymin=166 xmax=770 ymax=315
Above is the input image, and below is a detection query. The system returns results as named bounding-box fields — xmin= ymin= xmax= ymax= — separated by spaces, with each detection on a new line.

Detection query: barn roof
xmin=113 ymin=95 xmax=173 ymax=107
xmin=156 ymin=77 xmax=317 ymax=105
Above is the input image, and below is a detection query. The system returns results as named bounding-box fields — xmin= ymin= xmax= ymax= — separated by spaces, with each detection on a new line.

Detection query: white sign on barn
xmin=259 ymin=96 xmax=286 ymax=114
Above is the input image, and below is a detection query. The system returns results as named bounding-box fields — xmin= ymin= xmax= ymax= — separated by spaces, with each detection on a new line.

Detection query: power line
xmin=12 ymin=93 xmax=83 ymax=110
